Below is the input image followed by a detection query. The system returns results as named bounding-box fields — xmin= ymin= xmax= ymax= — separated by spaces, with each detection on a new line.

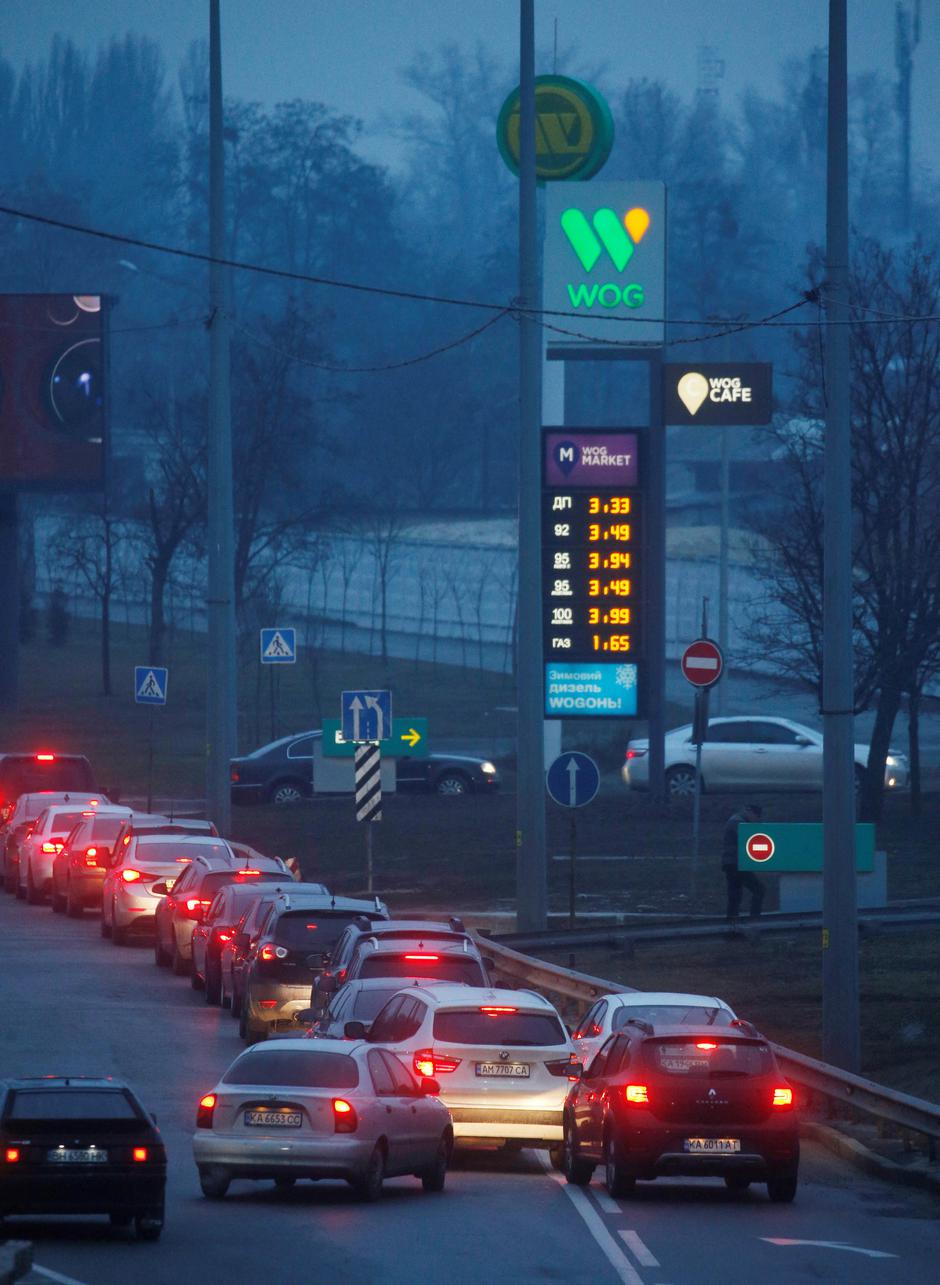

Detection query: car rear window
xmin=223 ymin=1050 xmax=359 ymax=1088
xmin=90 ymin=816 xmax=127 ymax=840
xmin=433 ymin=1009 xmax=567 ymax=1046
xmin=137 ymin=839 xmax=231 ymax=863
xmin=612 ymin=1005 xmax=735 ymax=1031
xmin=359 ymin=955 xmax=487 ymax=985
xmin=0 ymin=758 xmax=95 ymax=798
xmin=274 ymin=912 xmax=356 ymax=949
xmin=645 ymin=1038 xmax=774 ymax=1077
xmin=7 ymin=1090 xmax=139 ymax=1120
xmin=199 ymin=870 xmax=282 ymax=896
xmin=47 ymin=812 xmax=86 ymax=833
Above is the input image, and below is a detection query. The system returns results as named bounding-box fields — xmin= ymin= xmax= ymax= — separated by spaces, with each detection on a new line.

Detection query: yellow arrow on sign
xmin=400 ymin=727 xmax=421 ymax=748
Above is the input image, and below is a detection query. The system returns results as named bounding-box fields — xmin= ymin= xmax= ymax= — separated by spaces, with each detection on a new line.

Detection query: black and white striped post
xmin=354 ymin=743 xmax=382 ymax=893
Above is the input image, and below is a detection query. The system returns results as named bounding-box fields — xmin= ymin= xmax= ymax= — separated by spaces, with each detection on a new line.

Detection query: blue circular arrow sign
xmin=546 ymin=752 xmax=600 ymax=808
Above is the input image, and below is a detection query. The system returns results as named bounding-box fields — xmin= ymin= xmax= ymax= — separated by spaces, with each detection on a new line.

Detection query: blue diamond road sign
xmin=341 ymin=690 xmax=392 ymax=743
xmin=546 ymin=752 xmax=600 ymax=808
xmin=135 ymin=666 xmax=168 ymax=706
xmin=260 ymin=628 xmax=297 ymax=664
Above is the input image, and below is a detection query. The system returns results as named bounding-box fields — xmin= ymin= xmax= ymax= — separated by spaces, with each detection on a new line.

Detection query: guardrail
xmin=472 ymin=931 xmax=940 ymax=1162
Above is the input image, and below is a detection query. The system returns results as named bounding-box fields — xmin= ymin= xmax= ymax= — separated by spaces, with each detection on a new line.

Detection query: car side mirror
xmin=795 ymin=735 xmax=813 ymax=746
xmin=343 ymin=1020 xmax=367 ymax=1040
xmin=293 ymin=1008 xmax=317 ymax=1026
xmin=419 ymin=1077 xmax=441 ymax=1096
xmin=151 ymin=881 xmax=168 ymax=896
xmin=568 ymin=1062 xmax=584 ymax=1080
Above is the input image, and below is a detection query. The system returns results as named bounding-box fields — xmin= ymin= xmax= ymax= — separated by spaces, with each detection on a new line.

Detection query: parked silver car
xmin=193 ymin=1040 xmax=452 ymax=1201
xmin=623 ymin=716 xmax=909 ymax=798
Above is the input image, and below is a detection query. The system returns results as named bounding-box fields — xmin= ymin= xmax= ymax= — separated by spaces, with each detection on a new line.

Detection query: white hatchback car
xmin=18 ymin=801 xmax=106 ymax=903
xmin=347 ymin=985 xmax=576 ymax=1157
xmin=193 ymin=1040 xmax=452 ymax=1201
xmin=571 ymin=991 xmax=737 ymax=1069
xmin=623 ymin=715 xmax=909 ymax=798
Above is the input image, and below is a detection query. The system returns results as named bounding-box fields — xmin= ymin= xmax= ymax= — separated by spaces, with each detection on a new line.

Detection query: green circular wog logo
xmin=497 ymin=75 xmax=614 ymax=182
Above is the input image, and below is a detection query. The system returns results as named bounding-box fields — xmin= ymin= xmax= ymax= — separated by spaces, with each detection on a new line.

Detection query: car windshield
xmin=8 ymin=1090 xmax=138 ymax=1120
xmin=645 ymin=1039 xmax=773 ymax=1077
xmin=274 ymin=912 xmax=356 ymax=950
xmin=612 ymin=1005 xmax=734 ymax=1031
xmin=359 ymin=955 xmax=486 ymax=985
xmin=433 ymin=1009 xmax=567 ymax=1047
xmin=223 ymin=1050 xmax=359 ymax=1088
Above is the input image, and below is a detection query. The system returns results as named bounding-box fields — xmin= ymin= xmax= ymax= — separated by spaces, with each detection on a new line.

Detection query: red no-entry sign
xmin=745 ymin=832 xmax=775 ymax=862
xmin=681 ymin=638 xmax=723 ymax=688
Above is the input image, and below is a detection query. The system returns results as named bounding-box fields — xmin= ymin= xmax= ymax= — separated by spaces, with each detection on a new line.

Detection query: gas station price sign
xmin=542 ymin=431 xmax=645 ymax=717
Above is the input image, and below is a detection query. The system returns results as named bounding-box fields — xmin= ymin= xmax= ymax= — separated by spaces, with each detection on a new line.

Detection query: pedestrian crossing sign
xmin=134 ymin=666 xmax=168 ymax=705
xmin=260 ymin=627 xmax=297 ymax=664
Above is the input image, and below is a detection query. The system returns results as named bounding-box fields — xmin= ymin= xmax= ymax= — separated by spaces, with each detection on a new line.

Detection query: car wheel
xmin=112 ymin=917 xmax=128 ymax=947
xmin=231 ymin=984 xmax=243 ymax=1019
xmin=603 ymin=1134 xmax=635 ymax=1198
xmin=353 ymin=1143 xmax=385 ymax=1202
xmin=666 ymin=765 xmax=698 ymax=800
xmin=435 ymin=771 xmax=470 ymax=797
xmin=171 ymin=939 xmax=190 ymax=976
xmin=767 ymin=1169 xmax=798 ymax=1203
xmin=562 ymin=1119 xmax=594 ymax=1187
xmin=26 ymin=866 xmax=42 ymax=905
xmin=220 ymin=976 xmax=232 ymax=1010
xmin=548 ymin=1144 xmax=565 ymax=1172
xmin=205 ymin=962 xmax=221 ymax=1005
xmin=420 ymin=1131 xmax=452 ymax=1192
xmin=51 ymin=886 xmax=66 ymax=914
xmin=154 ymin=931 xmax=169 ymax=967
xmin=199 ymin=1166 xmax=230 ymax=1199
xmin=268 ymin=779 xmax=305 ymax=806
xmin=3 ymin=865 xmax=16 ymax=895
xmin=65 ymin=882 xmax=83 ymax=918
xmin=15 ymin=875 xmax=25 ymax=899
xmin=101 ymin=911 xmax=112 ymax=938
xmin=724 ymin=1174 xmax=751 ymax=1192
xmin=135 ymin=1209 xmax=164 ymax=1241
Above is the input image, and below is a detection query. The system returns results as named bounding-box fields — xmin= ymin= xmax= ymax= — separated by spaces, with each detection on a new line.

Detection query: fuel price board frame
xmin=542 ymin=429 xmax=646 ymax=719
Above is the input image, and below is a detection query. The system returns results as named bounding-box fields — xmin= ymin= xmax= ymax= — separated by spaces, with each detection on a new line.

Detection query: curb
xmin=803 ymin=1121 xmax=940 ymax=1195
xmin=0 ymin=1242 xmax=33 ymax=1284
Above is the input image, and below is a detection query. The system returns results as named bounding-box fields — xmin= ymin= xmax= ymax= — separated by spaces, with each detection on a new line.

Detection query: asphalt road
xmin=0 ymin=891 xmax=937 ymax=1284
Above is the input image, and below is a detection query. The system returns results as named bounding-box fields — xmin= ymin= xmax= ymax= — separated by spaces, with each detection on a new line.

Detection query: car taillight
xmin=625 ymin=748 xmax=647 ymax=760
xmin=132 ymin=1147 xmax=149 ymax=1162
xmin=624 ymin=1084 xmax=650 ymax=1105
xmin=121 ymin=869 xmax=143 ymax=883
xmin=83 ymin=847 xmax=99 ymax=867
xmin=196 ymin=1093 xmax=216 ymax=1128
xmin=230 ymin=770 xmax=240 ymax=782
xmin=234 ymin=868 xmax=261 ymax=877
xmin=215 ymin=929 xmax=233 ymax=944
xmin=404 ymin=954 xmax=440 ymax=962
xmin=259 ymin=943 xmax=288 ymax=961
xmin=480 ymin=1006 xmax=518 ymax=1015
xmin=695 ymin=1041 xmax=718 ymax=1051
xmin=545 ymin=1059 xmax=578 ymax=1079
xmin=413 ymin=1049 xmax=461 ymax=1077
xmin=35 ymin=753 xmax=55 ymax=762
xmin=42 ymin=841 xmax=62 ymax=854
xmin=332 ymin=1099 xmax=358 ymax=1133
xmin=5 ymin=1148 xmax=20 ymax=1163
xmin=772 ymin=1086 xmax=794 ymax=1108
xmin=185 ymin=897 xmax=211 ymax=918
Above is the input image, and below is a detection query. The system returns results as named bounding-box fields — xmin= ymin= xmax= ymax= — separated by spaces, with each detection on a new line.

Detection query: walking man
xmin=723 ymin=803 xmax=765 ymax=923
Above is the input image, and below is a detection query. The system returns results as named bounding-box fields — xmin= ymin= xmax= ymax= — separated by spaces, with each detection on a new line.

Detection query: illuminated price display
xmin=542 ymin=430 xmax=646 ymax=717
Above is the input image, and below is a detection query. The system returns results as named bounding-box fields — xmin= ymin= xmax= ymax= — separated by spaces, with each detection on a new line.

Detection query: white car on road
xmin=571 ymin=991 xmax=737 ymax=1069
xmin=623 ymin=715 xmax=909 ymax=798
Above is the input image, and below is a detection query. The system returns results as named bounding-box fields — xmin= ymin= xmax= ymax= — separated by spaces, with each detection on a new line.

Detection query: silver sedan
xmin=193 ymin=1040 xmax=452 ymax=1201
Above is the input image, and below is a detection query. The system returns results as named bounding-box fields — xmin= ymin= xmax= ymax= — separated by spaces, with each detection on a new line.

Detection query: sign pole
xmin=647 ymin=348 xmax=666 ymax=807
xmin=366 ymin=823 xmax=374 ymax=896
xmin=691 ymin=598 xmax=709 ymax=892
xmin=568 ymin=813 xmax=577 ymax=931
xmin=146 ymin=706 xmax=155 ymax=814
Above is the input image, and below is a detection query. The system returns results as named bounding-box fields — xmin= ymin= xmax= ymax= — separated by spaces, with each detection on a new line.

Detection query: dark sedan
xmin=230 ymin=731 xmax=499 ymax=805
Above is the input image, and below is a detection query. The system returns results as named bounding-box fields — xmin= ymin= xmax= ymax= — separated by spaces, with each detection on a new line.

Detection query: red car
xmin=562 ymin=1020 xmax=799 ymax=1202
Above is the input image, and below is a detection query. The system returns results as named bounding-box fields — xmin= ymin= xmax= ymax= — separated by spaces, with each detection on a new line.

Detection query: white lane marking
xmin=762 ymin=1238 xmax=898 ymax=1260
xmin=620 ymin=1230 xmax=661 ymax=1267
xmin=539 ymin=1154 xmax=644 ymax=1285
xmin=592 ymin=1185 xmax=622 ymax=1214
xmin=32 ymin=1267 xmax=91 ymax=1285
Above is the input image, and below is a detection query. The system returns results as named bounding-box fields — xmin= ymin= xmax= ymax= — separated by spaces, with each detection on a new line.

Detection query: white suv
xmin=348 ymin=985 xmax=576 ymax=1157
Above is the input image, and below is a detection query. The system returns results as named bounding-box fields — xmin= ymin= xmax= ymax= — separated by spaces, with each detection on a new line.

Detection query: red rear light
xmin=772 ymin=1086 xmax=794 ymax=1108
xmin=695 ymin=1041 xmax=718 ymax=1051
xmin=413 ymin=1049 xmax=461 ymax=1077
xmin=83 ymin=847 xmax=99 ymax=867
xmin=215 ymin=929 xmax=233 ymax=944
xmin=230 ymin=770 xmax=240 ymax=782
xmin=184 ymin=897 xmax=212 ymax=917
xmin=625 ymin=748 xmax=647 ymax=760
xmin=42 ymin=841 xmax=62 ymax=854
xmin=196 ymin=1093 xmax=216 ymax=1128
xmin=260 ymin=943 xmax=288 ymax=961
xmin=35 ymin=753 xmax=55 ymax=762
xmin=175 ymin=857 xmax=192 ymax=863
xmin=332 ymin=1099 xmax=358 ymax=1133
xmin=132 ymin=1147 xmax=148 ymax=1162
xmin=624 ymin=1084 xmax=650 ymax=1105
xmin=234 ymin=868 xmax=262 ymax=877
xmin=5 ymin=1148 xmax=20 ymax=1163
xmin=259 ymin=999 xmax=278 ymax=1009
xmin=121 ymin=869 xmax=143 ymax=883
xmin=404 ymin=954 xmax=440 ymax=962
xmin=480 ymin=1006 xmax=517 ymax=1015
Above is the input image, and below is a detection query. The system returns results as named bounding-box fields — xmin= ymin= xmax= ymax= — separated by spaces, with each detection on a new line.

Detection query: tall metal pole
xmin=515 ymin=0 xmax=547 ymax=930
xmin=0 ymin=494 xmax=19 ymax=709
xmin=822 ymin=0 xmax=859 ymax=1072
xmin=717 ymin=426 xmax=729 ymax=715
xmin=206 ymin=0 xmax=237 ymax=835
xmin=646 ymin=348 xmax=666 ymax=807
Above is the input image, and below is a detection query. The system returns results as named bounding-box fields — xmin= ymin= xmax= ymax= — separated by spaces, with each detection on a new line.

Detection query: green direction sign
xmin=738 ymin=823 xmax=875 ymax=874
xmin=322 ymin=717 xmax=429 ymax=760
xmin=497 ymin=75 xmax=613 ymax=182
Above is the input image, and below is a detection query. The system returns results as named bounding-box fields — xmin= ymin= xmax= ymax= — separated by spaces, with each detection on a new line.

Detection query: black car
xmin=230 ymin=730 xmax=499 ymax=805
xmin=0 ymin=1076 xmax=166 ymax=1238
xmin=0 ymin=752 xmax=99 ymax=822
xmin=562 ymin=1021 xmax=799 ymax=1202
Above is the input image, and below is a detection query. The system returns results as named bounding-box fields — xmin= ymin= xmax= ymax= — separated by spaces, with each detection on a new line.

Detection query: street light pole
xmin=206 ymin=0 xmax=237 ymax=835
xmin=822 ymin=0 xmax=860 ymax=1072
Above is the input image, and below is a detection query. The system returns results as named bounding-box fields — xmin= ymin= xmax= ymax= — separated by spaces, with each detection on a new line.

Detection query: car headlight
xmin=480 ymin=761 xmax=497 ymax=776
xmin=885 ymin=756 xmax=903 ymax=768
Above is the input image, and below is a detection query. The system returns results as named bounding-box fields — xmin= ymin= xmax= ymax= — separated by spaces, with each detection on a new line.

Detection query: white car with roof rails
xmin=344 ymin=985 xmax=577 ymax=1160
xmin=305 ymin=977 xmax=467 ymax=1039
xmin=572 ymin=991 xmax=737 ymax=1069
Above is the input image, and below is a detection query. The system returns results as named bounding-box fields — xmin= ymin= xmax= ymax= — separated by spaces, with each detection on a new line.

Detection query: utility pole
xmin=895 ymin=0 xmax=921 ymax=233
xmin=515 ymin=0 xmax=547 ymax=930
xmin=206 ymin=0 xmax=237 ymax=835
xmin=822 ymin=0 xmax=859 ymax=1073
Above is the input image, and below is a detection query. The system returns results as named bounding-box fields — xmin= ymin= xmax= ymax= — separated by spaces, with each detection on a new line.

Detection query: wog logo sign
xmin=561 ymin=206 xmax=650 ymax=311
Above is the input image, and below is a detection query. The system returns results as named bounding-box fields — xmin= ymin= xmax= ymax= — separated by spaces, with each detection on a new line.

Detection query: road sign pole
xmin=147 ymin=706 xmax=155 ymax=814
xmin=568 ymin=814 xmax=577 ymax=931
xmin=515 ymin=0 xmax=547 ymax=931
xmin=647 ymin=347 xmax=666 ymax=808
xmin=365 ymin=823 xmax=374 ymax=896
xmin=718 ymin=426 xmax=730 ymax=715
xmin=822 ymin=0 xmax=860 ymax=1073
xmin=692 ymin=692 xmax=704 ymax=891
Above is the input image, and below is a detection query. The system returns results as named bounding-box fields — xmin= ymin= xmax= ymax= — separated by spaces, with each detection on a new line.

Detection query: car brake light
xmin=772 ymin=1086 xmax=794 ymax=1108
xmin=260 ymin=943 xmax=288 ymax=961
xmin=404 ymin=954 xmax=440 ymax=961
xmin=413 ymin=1049 xmax=461 ymax=1077
xmin=480 ymin=1006 xmax=518 ymax=1015
xmin=35 ymin=753 xmax=55 ymax=762
xmin=624 ymin=1084 xmax=650 ymax=1105
xmin=216 ymin=930 xmax=233 ymax=943
xmin=234 ymin=868 xmax=261 ymax=877
xmin=132 ymin=1147 xmax=148 ymax=1162
xmin=175 ymin=857 xmax=192 ymax=863
xmin=84 ymin=847 xmax=99 ymax=867
xmin=625 ymin=748 xmax=647 ymax=760
xmin=230 ymin=770 xmax=240 ymax=782
xmin=121 ymin=869 xmax=143 ymax=883
xmin=5 ymin=1148 xmax=20 ymax=1162
xmin=196 ymin=1093 xmax=216 ymax=1128
xmin=695 ymin=1041 xmax=718 ymax=1050
xmin=259 ymin=999 xmax=278 ymax=1008
xmin=184 ymin=897 xmax=211 ymax=917
xmin=42 ymin=841 xmax=62 ymax=854
xmin=333 ymin=1099 xmax=357 ymax=1133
